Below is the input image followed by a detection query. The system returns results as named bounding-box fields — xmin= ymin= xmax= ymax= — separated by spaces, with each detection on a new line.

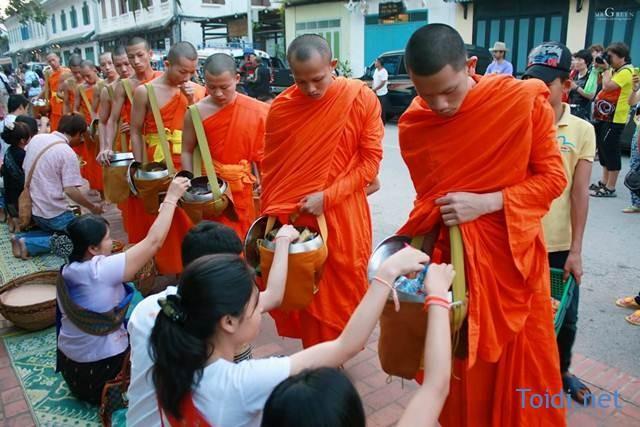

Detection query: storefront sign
xmin=228 ymin=17 xmax=249 ymax=38
xmin=379 ymin=2 xmax=406 ymax=19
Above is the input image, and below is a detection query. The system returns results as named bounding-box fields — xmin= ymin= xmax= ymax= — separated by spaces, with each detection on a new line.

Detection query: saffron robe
xmin=261 ymin=77 xmax=384 ymax=348
xmin=200 ymin=93 xmax=268 ymax=238
xmin=47 ymin=68 xmax=68 ymax=132
xmin=130 ymin=83 xmax=204 ymax=275
xmin=398 ymin=74 xmax=567 ymax=427
xmin=79 ymin=84 xmax=103 ymax=191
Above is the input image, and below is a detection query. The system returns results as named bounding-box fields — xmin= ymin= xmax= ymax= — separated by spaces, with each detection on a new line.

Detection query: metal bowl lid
xmin=367 ymin=235 xmax=411 ymax=283
xmin=110 ymin=152 xmax=134 ymax=162
xmin=244 ymin=216 xmax=269 ymax=269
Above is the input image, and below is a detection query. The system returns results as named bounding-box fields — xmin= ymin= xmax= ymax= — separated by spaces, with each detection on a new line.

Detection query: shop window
xmin=61 ymin=10 xmax=67 ymax=31
xmin=71 ymin=6 xmax=78 ymax=28
xmin=101 ymin=0 xmax=107 ymax=19
xmin=119 ymin=0 xmax=128 ymax=15
xmin=111 ymin=0 xmax=117 ymax=17
xmin=83 ymin=2 xmax=90 ymax=25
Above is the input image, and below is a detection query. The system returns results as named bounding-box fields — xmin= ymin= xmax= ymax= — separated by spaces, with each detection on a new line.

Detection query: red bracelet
xmin=425 ymin=300 xmax=451 ymax=311
xmin=374 ymin=276 xmax=400 ymax=312
xmin=424 ymin=295 xmax=450 ymax=311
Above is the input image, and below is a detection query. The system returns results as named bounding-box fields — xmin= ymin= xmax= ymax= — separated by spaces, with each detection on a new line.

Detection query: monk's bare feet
xmin=10 ymin=235 xmax=21 ymax=258
xmin=8 ymin=217 xmax=17 ymax=233
xmin=18 ymin=238 xmax=30 ymax=260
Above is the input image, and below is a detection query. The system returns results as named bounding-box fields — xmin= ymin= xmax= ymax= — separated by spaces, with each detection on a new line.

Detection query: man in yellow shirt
xmin=590 ymin=42 xmax=634 ymax=197
xmin=524 ymin=42 xmax=596 ymax=405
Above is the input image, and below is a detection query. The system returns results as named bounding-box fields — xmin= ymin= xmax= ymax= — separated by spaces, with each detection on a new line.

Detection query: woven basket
xmin=0 ymin=271 xmax=58 ymax=331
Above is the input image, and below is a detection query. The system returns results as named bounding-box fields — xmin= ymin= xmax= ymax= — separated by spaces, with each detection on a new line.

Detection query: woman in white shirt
xmin=56 ymin=176 xmax=189 ymax=404
xmin=150 ymin=247 xmax=433 ymax=427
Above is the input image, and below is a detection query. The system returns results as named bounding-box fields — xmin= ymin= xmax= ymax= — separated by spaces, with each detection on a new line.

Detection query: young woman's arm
xmin=259 ymin=225 xmax=300 ymax=312
xmin=397 ymin=264 xmax=455 ymax=427
xmin=289 ymin=247 xmax=432 ymax=374
xmin=123 ymin=177 xmax=190 ymax=281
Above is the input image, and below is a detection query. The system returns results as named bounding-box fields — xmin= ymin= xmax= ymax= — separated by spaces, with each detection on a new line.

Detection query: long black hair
xmin=1 ymin=121 xmax=33 ymax=147
xmin=261 ymin=368 xmax=366 ymax=427
xmin=150 ymin=254 xmax=255 ymax=420
xmin=65 ymin=214 xmax=109 ymax=263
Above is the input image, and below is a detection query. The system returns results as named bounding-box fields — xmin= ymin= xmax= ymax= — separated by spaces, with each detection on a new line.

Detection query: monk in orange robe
xmin=181 ymin=53 xmax=268 ymax=238
xmin=101 ymin=38 xmax=163 ymax=245
xmin=74 ymin=60 xmax=103 ymax=192
xmin=42 ymin=52 xmax=69 ymax=132
xmin=397 ymin=24 xmax=567 ymax=426
xmin=261 ymin=34 xmax=384 ymax=348
xmin=129 ymin=41 xmax=205 ymax=275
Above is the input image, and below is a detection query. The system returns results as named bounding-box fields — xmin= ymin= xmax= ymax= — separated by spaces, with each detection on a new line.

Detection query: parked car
xmin=196 ymin=48 xmax=293 ymax=94
xmin=359 ymin=45 xmax=492 ymax=120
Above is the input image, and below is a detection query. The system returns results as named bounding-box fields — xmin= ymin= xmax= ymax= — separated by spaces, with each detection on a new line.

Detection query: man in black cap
xmin=523 ymin=41 xmax=596 ymax=405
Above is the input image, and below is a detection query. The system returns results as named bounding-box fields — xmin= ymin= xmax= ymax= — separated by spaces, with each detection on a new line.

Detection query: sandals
xmin=591 ymin=187 xmax=616 ymax=198
xmin=622 ymin=206 xmax=640 ymax=213
xmin=589 ymin=181 xmax=605 ymax=191
xmin=626 ymin=310 xmax=640 ymax=326
xmin=562 ymin=373 xmax=592 ymax=405
xmin=616 ymin=296 xmax=640 ymax=309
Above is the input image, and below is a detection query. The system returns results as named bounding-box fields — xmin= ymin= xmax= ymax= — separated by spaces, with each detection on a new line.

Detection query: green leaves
xmin=4 ymin=0 xmax=49 ymax=25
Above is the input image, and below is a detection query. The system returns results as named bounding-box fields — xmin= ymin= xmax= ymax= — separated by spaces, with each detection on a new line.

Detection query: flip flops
xmin=562 ymin=373 xmax=592 ymax=405
xmin=626 ymin=310 xmax=640 ymax=326
xmin=616 ymin=296 xmax=640 ymax=309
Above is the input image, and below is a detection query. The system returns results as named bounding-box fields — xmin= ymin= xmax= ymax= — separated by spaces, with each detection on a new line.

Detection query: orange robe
xmin=130 ymin=83 xmax=205 ymax=275
xmin=261 ymin=77 xmax=383 ymax=348
xmin=121 ymin=72 xmax=163 ymax=244
xmin=79 ymin=84 xmax=103 ymax=191
xmin=397 ymin=75 xmax=567 ymax=427
xmin=47 ymin=68 xmax=68 ymax=132
xmin=201 ymin=94 xmax=268 ymax=238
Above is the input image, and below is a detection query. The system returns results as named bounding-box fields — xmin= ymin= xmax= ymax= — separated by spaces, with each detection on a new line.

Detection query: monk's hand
xmin=299 ymin=192 xmax=324 ymax=216
xmin=97 ymin=149 xmax=114 ymax=166
xmin=436 ymin=192 xmax=502 ymax=226
xmin=180 ymin=83 xmax=195 ymax=104
xmin=563 ymin=251 xmax=583 ymax=285
xmin=120 ymin=122 xmax=131 ymax=134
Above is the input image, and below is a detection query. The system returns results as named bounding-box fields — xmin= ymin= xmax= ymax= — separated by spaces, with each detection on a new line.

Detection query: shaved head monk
xmin=61 ymin=54 xmax=84 ymax=115
xmin=73 ymin=60 xmax=103 ymax=192
xmin=181 ymin=53 xmax=268 ymax=238
xmin=128 ymin=41 xmax=205 ymax=275
xmin=260 ymin=34 xmax=384 ymax=347
xmin=102 ymin=38 xmax=162 ymax=245
xmin=398 ymin=24 xmax=567 ymax=426
xmin=42 ymin=52 xmax=69 ymax=131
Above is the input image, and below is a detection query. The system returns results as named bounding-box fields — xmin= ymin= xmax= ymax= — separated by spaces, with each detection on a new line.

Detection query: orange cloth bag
xmin=258 ymin=215 xmax=329 ymax=311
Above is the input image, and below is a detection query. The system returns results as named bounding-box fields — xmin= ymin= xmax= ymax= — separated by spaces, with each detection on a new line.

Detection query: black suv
xmin=360 ymin=45 xmax=492 ymax=120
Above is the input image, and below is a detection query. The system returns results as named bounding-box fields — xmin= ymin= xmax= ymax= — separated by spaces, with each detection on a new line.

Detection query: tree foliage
xmin=4 ymin=0 xmax=49 ymax=25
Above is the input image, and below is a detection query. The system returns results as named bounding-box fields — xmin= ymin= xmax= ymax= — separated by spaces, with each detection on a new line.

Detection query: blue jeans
xmin=549 ymin=251 xmax=579 ymax=374
xmin=17 ymin=211 xmax=75 ymax=256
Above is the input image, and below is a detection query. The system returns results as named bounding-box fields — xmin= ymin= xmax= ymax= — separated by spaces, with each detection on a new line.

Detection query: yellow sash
xmin=145 ymin=130 xmax=182 ymax=163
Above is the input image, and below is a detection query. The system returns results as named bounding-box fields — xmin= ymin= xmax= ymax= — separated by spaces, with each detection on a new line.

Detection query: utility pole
xmin=247 ymin=0 xmax=253 ymax=47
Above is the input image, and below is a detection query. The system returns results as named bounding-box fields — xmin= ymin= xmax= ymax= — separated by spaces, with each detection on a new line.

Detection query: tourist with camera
xmin=589 ymin=42 xmax=635 ymax=198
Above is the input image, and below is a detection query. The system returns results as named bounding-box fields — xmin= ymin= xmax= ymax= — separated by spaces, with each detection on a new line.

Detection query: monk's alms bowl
xmin=182 ymin=176 xmax=229 ymax=203
xmin=135 ymin=162 xmax=170 ymax=181
xmin=109 ymin=152 xmax=134 ymax=165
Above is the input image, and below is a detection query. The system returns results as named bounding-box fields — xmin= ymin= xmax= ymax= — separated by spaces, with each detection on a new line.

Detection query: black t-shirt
xmin=1 ymin=145 xmax=26 ymax=205
xmin=568 ymin=71 xmax=592 ymax=121
xmin=252 ymin=64 xmax=272 ymax=96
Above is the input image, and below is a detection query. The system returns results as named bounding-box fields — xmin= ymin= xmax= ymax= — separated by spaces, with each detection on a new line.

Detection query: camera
xmin=595 ymin=52 xmax=609 ymax=65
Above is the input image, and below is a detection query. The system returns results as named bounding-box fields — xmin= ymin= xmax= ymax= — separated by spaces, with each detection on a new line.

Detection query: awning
xmin=48 ymin=31 xmax=95 ymax=47
xmin=92 ymin=17 xmax=173 ymax=41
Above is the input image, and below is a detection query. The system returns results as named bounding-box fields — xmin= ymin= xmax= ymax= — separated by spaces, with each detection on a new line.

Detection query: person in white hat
xmin=486 ymin=41 xmax=513 ymax=75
